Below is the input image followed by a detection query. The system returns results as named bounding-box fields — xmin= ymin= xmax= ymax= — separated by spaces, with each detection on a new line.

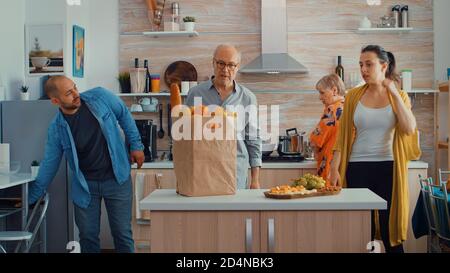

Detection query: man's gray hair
xmin=213 ymin=44 xmax=242 ymax=63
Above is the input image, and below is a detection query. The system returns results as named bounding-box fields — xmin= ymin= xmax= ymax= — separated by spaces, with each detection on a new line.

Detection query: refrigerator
xmin=0 ymin=100 xmax=74 ymax=253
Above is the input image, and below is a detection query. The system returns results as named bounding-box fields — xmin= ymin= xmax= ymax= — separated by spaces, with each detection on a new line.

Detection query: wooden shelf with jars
xmin=356 ymin=27 xmax=414 ymax=34
xmin=117 ymin=92 xmax=188 ymax=98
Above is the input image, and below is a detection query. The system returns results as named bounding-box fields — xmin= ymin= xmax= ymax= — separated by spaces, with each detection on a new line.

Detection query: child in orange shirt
xmin=309 ymin=74 xmax=345 ymax=185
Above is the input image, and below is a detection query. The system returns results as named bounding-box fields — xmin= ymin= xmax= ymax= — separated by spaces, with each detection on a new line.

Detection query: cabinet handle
xmin=136 ymin=241 xmax=151 ymax=250
xmin=245 ymin=218 xmax=253 ymax=253
xmin=268 ymin=218 xmax=275 ymax=253
xmin=155 ymin=173 xmax=163 ymax=189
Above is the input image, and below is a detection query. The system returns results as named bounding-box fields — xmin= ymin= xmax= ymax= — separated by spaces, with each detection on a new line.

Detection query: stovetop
xmin=262 ymin=154 xmax=305 ymax=162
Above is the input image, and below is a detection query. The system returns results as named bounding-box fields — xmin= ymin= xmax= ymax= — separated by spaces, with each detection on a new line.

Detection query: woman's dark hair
xmin=361 ymin=45 xmax=400 ymax=83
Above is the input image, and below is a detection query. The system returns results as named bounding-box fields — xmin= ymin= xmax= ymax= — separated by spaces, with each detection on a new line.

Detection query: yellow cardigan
xmin=334 ymin=84 xmax=421 ymax=247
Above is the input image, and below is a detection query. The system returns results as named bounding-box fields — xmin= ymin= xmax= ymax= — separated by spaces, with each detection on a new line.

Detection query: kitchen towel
xmin=0 ymin=144 xmax=10 ymax=174
xmin=134 ymin=172 xmax=146 ymax=220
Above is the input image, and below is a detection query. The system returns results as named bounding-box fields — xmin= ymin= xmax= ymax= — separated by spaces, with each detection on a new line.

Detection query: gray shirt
xmin=186 ymin=79 xmax=262 ymax=189
xmin=350 ymin=102 xmax=396 ymax=162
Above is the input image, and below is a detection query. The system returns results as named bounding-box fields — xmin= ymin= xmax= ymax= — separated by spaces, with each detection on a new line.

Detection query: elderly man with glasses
xmin=186 ymin=45 xmax=262 ymax=189
xmin=185 ymin=44 xmax=262 ymax=190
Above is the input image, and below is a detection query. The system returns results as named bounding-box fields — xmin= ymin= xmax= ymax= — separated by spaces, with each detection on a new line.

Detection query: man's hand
xmin=130 ymin=150 xmax=145 ymax=169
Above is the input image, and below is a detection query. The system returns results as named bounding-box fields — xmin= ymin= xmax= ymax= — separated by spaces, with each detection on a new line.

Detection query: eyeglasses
xmin=214 ymin=59 xmax=239 ymax=71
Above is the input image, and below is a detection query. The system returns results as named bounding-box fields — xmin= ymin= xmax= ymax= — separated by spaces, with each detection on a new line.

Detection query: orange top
xmin=309 ymin=99 xmax=344 ymax=185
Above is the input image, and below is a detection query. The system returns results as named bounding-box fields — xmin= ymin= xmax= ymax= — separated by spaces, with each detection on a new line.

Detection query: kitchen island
xmin=140 ymin=189 xmax=386 ymax=253
xmin=132 ymin=161 xmax=429 ymax=253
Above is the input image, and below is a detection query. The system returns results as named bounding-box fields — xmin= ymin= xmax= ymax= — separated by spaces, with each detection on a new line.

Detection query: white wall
xmin=66 ymin=1 xmax=90 ymax=92
xmin=0 ymin=0 xmax=25 ymax=100
xmin=86 ymin=0 xmax=120 ymax=250
xmin=434 ymin=0 xmax=450 ymax=83
xmin=87 ymin=0 xmax=119 ymax=92
xmin=434 ymin=0 xmax=450 ymax=170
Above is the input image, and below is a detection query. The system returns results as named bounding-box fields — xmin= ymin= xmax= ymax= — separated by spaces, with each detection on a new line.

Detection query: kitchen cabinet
xmin=260 ymin=211 xmax=370 ymax=253
xmin=404 ymin=168 xmax=428 ymax=253
xmin=150 ymin=211 xmax=260 ymax=253
xmin=130 ymin=169 xmax=176 ymax=252
xmin=143 ymin=189 xmax=383 ymax=253
xmin=150 ymin=210 xmax=369 ymax=253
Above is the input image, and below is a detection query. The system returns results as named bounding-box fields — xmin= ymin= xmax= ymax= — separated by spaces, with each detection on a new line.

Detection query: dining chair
xmin=418 ymin=175 xmax=440 ymax=252
xmin=0 ymin=193 xmax=49 ymax=253
xmin=429 ymin=183 xmax=450 ymax=253
xmin=438 ymin=169 xmax=450 ymax=188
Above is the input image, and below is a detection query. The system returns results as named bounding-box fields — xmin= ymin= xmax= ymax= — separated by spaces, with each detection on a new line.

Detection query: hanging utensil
xmin=168 ymin=103 xmax=173 ymax=161
xmin=158 ymin=103 xmax=165 ymax=139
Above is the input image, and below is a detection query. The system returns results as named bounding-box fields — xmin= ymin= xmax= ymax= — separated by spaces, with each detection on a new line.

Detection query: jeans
xmin=74 ymin=177 xmax=134 ymax=253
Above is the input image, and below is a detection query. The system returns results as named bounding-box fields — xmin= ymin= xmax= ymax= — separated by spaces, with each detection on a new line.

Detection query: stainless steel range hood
xmin=240 ymin=0 xmax=309 ymax=75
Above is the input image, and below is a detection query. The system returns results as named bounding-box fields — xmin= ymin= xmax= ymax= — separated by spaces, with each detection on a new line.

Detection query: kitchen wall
xmin=119 ymin=0 xmax=436 ymax=173
xmin=0 ymin=0 xmax=25 ymax=101
xmin=87 ymin=0 xmax=120 ymax=92
xmin=434 ymin=0 xmax=450 ymax=172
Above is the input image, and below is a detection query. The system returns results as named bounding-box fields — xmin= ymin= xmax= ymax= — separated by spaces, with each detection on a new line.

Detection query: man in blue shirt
xmin=29 ymin=76 xmax=144 ymax=253
xmin=186 ymin=44 xmax=262 ymax=189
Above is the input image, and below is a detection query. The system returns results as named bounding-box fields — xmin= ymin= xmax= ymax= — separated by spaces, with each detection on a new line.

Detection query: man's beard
xmin=61 ymin=102 xmax=80 ymax=111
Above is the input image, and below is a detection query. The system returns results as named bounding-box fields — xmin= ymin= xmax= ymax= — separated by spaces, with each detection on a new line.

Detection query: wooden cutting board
xmin=264 ymin=189 xmax=341 ymax=200
xmin=164 ymin=61 xmax=198 ymax=87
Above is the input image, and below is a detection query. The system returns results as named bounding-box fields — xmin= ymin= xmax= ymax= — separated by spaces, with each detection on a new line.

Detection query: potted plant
xmin=31 ymin=160 xmax=40 ymax=179
xmin=117 ymin=72 xmax=131 ymax=93
xmin=20 ymin=85 xmax=30 ymax=101
xmin=183 ymin=16 xmax=196 ymax=32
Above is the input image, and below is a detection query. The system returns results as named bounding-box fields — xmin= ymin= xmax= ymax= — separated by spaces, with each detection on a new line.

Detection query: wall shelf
xmin=438 ymin=142 xmax=449 ymax=150
xmin=121 ymin=31 xmax=199 ymax=38
xmin=407 ymin=89 xmax=439 ymax=94
xmin=356 ymin=27 xmax=413 ymax=34
xmin=439 ymin=82 xmax=449 ymax=92
xmin=117 ymin=93 xmax=188 ymax=97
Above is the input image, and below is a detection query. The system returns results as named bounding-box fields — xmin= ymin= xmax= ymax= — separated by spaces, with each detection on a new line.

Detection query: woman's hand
xmin=382 ymin=79 xmax=399 ymax=94
xmin=329 ymin=167 xmax=341 ymax=187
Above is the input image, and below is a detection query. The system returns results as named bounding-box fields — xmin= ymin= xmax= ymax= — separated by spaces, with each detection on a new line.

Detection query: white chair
xmin=0 ymin=193 xmax=49 ymax=253
xmin=438 ymin=169 xmax=450 ymax=185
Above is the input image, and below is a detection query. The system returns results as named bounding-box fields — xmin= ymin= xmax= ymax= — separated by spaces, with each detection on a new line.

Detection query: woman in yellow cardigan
xmin=330 ymin=45 xmax=421 ymax=253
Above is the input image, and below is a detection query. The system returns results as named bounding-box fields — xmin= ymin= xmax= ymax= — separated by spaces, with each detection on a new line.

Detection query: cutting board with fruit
xmin=264 ymin=174 xmax=341 ymax=199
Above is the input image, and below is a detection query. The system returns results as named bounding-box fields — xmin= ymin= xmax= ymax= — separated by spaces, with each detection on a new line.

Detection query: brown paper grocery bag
xmin=173 ymin=116 xmax=237 ymax=197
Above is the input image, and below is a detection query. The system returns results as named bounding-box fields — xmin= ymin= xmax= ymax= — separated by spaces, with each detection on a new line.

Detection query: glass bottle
xmin=335 ymin=56 xmax=345 ymax=83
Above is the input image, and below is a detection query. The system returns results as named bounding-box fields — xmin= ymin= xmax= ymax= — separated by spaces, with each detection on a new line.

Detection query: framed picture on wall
xmin=72 ymin=25 xmax=85 ymax=78
xmin=25 ymin=24 xmax=65 ymax=76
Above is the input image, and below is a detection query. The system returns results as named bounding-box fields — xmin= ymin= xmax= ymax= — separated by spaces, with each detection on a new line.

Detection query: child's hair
xmin=315 ymin=74 xmax=346 ymax=95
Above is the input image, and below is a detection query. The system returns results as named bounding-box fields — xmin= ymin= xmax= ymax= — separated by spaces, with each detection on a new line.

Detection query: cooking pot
xmin=278 ymin=128 xmax=305 ymax=156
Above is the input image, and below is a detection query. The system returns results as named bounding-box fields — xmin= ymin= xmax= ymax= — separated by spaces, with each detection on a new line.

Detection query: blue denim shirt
xmin=29 ymin=87 xmax=143 ymax=208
